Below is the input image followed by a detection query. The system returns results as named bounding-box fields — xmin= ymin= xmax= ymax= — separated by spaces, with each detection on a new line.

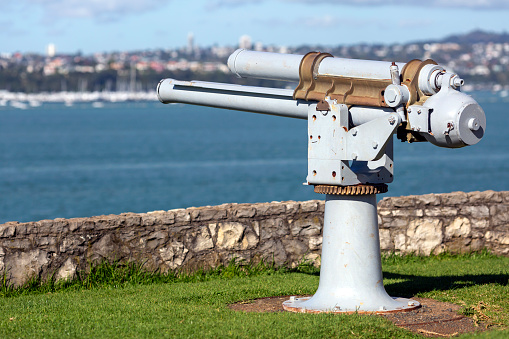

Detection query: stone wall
xmin=378 ymin=190 xmax=509 ymax=255
xmin=0 ymin=190 xmax=507 ymax=286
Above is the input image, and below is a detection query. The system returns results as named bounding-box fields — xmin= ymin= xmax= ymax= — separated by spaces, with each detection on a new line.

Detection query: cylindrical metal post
xmin=228 ymin=49 xmax=406 ymax=82
xmin=157 ymin=78 xmax=309 ymax=119
xmin=157 ymin=78 xmax=394 ymax=124
xmin=283 ymin=193 xmax=420 ymax=313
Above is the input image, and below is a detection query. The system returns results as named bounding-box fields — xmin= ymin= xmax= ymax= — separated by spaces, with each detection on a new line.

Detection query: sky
xmin=1 ymin=0 xmax=509 ymax=55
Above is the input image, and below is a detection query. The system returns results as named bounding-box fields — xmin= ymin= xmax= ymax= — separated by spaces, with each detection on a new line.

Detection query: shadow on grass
xmin=291 ymin=267 xmax=508 ymax=297
xmin=291 ymin=252 xmax=509 ymax=297
xmin=382 ymin=272 xmax=509 ymax=298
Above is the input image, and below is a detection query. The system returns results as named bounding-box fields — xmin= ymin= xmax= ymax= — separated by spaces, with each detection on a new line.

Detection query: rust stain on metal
xmin=316 ymin=100 xmax=331 ymax=111
xmin=399 ymin=58 xmax=440 ymax=143
xmin=282 ymin=297 xmax=421 ymax=314
xmin=293 ymin=51 xmax=391 ymax=107
xmin=314 ymin=184 xmax=388 ymax=195
xmin=294 ymin=53 xmax=442 ymax=145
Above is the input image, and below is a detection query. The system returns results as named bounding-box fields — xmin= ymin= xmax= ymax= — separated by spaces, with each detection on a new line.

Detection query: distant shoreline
xmin=0 ymin=90 xmax=158 ymax=109
xmin=1 ymin=83 xmax=508 ymax=110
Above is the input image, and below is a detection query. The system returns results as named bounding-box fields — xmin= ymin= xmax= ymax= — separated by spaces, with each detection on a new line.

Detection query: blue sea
xmin=1 ymin=92 xmax=508 ymax=224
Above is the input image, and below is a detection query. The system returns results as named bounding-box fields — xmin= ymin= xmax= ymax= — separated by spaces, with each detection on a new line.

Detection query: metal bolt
xmin=290 ymin=296 xmax=296 ymax=301
xmin=379 ymin=306 xmax=386 ymax=311
xmin=451 ymin=75 xmax=465 ymax=88
xmin=468 ymin=118 xmax=480 ymax=131
xmin=408 ymin=108 xmax=412 ymax=113
xmin=385 ymin=87 xmax=398 ymax=103
xmin=417 ymin=109 xmax=421 ymax=114
xmin=388 ymin=116 xmax=396 ymax=125
xmin=372 ymin=141 xmax=378 ymax=149
xmin=352 ymin=129 xmax=357 ymax=136
xmin=408 ymin=301 xmax=415 ymax=306
xmin=351 ymin=153 xmax=358 ymax=160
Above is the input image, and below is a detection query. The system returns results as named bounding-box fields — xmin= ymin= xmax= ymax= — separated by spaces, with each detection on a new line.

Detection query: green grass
xmin=0 ymin=252 xmax=507 ymax=338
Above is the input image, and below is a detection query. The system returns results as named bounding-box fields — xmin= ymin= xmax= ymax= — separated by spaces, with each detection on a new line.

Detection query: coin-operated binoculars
xmin=157 ymin=49 xmax=486 ymax=313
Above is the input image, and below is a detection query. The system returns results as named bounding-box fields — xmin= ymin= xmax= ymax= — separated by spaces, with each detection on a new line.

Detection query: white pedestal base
xmin=283 ymin=194 xmax=420 ymax=314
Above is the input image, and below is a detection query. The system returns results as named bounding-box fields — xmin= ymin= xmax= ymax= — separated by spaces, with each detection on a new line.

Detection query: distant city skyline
xmin=1 ymin=0 xmax=509 ymax=55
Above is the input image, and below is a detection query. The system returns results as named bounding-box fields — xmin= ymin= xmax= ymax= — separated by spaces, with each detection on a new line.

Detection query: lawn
xmin=0 ymin=252 xmax=507 ymax=338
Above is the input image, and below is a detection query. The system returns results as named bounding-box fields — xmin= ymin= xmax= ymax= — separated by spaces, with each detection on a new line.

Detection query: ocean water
xmin=1 ymin=93 xmax=508 ymax=224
